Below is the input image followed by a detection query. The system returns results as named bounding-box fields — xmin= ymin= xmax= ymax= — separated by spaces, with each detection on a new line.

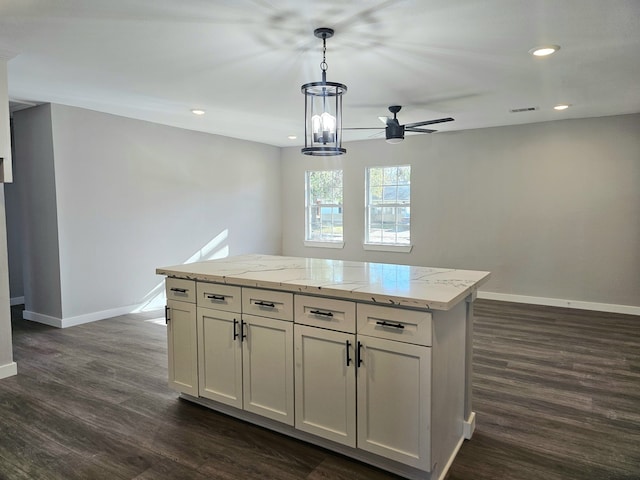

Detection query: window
xmin=305 ymin=170 xmax=343 ymax=246
xmin=365 ymin=165 xmax=411 ymax=247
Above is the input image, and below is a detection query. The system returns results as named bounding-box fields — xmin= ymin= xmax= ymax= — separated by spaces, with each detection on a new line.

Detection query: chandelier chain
xmin=321 ymin=37 xmax=328 ymax=72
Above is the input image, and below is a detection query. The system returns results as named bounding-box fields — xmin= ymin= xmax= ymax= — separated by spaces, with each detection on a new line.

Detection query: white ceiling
xmin=1 ymin=0 xmax=639 ymax=147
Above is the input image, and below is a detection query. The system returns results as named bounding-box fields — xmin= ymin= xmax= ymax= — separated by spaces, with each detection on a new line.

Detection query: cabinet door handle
xmin=346 ymin=340 xmax=352 ymax=366
xmin=376 ymin=320 xmax=405 ymax=330
xmin=207 ymin=294 xmax=226 ymax=301
xmin=170 ymin=287 xmax=188 ymax=293
xmin=309 ymin=309 xmax=334 ymax=318
xmin=254 ymin=301 xmax=275 ymax=308
xmin=233 ymin=319 xmax=239 ymax=340
xmin=240 ymin=320 xmax=247 ymax=341
xmin=357 ymin=341 xmax=363 ymax=368
xmin=165 ymin=305 xmax=170 ymax=324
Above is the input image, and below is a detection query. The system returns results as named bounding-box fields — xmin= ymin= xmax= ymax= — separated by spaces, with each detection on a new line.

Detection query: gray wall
xmin=12 ymin=105 xmax=62 ymax=318
xmin=12 ymin=104 xmax=282 ymax=322
xmin=281 ymin=114 xmax=640 ymax=308
xmin=5 ymin=122 xmax=24 ymax=302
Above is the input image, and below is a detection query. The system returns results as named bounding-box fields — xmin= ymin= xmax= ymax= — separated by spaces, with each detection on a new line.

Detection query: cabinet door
xmin=294 ymin=325 xmax=356 ymax=447
xmin=242 ymin=314 xmax=294 ymax=425
xmin=357 ymin=336 xmax=431 ymax=470
xmin=167 ymin=300 xmax=198 ymax=396
xmin=197 ymin=307 xmax=242 ymax=408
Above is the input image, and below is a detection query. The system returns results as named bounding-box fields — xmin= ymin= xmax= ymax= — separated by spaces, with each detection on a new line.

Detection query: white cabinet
xmin=197 ymin=285 xmax=295 ymax=426
xmin=356 ymin=335 xmax=431 ymax=470
xmin=242 ymin=314 xmax=294 ymax=424
xmin=294 ymin=324 xmax=356 ymax=447
xmin=166 ymin=298 xmax=198 ymax=396
xmin=197 ymin=307 xmax=242 ymax=407
xmin=356 ymin=304 xmax=433 ymax=470
xmin=166 ymin=278 xmax=198 ymax=396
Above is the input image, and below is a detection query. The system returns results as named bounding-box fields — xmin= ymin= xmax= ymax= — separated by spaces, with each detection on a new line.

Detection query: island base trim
xmin=179 ymin=393 xmax=463 ymax=480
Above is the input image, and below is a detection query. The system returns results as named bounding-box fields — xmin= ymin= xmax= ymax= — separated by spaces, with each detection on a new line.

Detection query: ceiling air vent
xmin=509 ymin=106 xmax=539 ymax=113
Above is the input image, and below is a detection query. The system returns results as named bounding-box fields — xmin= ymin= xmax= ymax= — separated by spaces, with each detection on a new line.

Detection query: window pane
xmin=369 ymin=167 xmax=383 ymax=186
xmin=382 ymin=186 xmax=397 ymax=203
xmin=397 ymin=185 xmax=410 ymax=201
xmin=384 ymin=167 xmax=398 ymax=184
xmin=398 ymin=166 xmax=411 ymax=184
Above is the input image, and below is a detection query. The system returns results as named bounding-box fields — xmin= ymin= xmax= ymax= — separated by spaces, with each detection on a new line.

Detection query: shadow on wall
xmin=134 ymin=229 xmax=229 ymax=313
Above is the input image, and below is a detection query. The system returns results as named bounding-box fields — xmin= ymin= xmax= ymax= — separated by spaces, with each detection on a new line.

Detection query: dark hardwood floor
xmin=0 ymin=300 xmax=638 ymax=480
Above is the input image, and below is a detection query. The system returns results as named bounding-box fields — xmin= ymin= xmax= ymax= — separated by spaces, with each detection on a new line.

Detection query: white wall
xmin=281 ymin=114 xmax=640 ymax=310
xmin=12 ymin=104 xmax=282 ymax=325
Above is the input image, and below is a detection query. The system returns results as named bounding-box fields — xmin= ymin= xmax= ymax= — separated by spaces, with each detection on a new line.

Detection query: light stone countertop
xmin=156 ymin=254 xmax=491 ymax=311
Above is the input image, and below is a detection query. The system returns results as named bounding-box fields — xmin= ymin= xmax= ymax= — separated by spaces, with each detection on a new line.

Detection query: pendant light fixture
xmin=301 ymin=28 xmax=347 ymax=156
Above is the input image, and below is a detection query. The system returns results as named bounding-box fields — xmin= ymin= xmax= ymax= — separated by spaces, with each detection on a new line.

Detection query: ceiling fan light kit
xmin=301 ymin=27 xmax=347 ymax=156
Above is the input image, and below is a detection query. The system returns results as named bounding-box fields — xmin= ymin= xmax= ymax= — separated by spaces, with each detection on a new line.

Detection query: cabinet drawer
xmin=166 ymin=278 xmax=196 ymax=303
xmin=295 ymin=295 xmax=356 ymax=333
xmin=357 ymin=304 xmax=432 ymax=346
xmin=197 ymin=282 xmax=242 ymax=313
xmin=242 ymin=288 xmax=293 ymax=321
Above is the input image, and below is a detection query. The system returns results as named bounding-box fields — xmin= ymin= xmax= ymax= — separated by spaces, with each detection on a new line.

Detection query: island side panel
xmin=464 ymin=294 xmax=475 ymax=437
xmin=430 ymin=301 xmax=467 ymax=479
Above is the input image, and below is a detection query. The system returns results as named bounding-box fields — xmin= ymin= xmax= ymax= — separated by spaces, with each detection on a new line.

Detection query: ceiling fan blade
xmin=404 ymin=117 xmax=454 ymax=128
xmin=368 ymin=130 xmax=386 ymax=138
xmin=405 ymin=127 xmax=437 ymax=133
xmin=379 ymin=116 xmax=390 ymax=125
xmin=344 ymin=127 xmax=385 ymax=130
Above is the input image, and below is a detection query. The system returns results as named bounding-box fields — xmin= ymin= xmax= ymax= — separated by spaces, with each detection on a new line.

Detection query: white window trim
xmin=304 ymin=240 xmax=345 ymax=249
xmin=363 ymin=243 xmax=413 ymax=253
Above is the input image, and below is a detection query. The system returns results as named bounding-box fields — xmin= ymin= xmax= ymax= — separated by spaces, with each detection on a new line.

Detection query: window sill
xmin=304 ymin=241 xmax=345 ymax=249
xmin=363 ymin=243 xmax=413 ymax=253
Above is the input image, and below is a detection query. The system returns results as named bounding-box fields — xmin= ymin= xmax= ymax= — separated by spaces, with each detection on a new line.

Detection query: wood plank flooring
xmin=0 ymin=300 xmax=638 ymax=480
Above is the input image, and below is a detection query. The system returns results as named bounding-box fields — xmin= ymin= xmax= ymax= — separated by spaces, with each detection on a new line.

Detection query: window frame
xmin=364 ymin=165 xmax=413 ymax=252
xmin=304 ymin=169 xmax=345 ymax=248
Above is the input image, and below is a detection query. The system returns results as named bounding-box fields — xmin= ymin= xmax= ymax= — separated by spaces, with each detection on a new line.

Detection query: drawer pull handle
xmin=254 ymin=301 xmax=275 ymax=308
xmin=207 ymin=294 xmax=226 ymax=301
xmin=233 ymin=319 xmax=239 ymax=340
xmin=165 ymin=305 xmax=170 ymax=324
xmin=357 ymin=341 xmax=363 ymax=368
xmin=346 ymin=340 xmax=352 ymax=366
xmin=376 ymin=320 xmax=405 ymax=330
xmin=309 ymin=309 xmax=333 ymax=318
xmin=170 ymin=287 xmax=188 ymax=293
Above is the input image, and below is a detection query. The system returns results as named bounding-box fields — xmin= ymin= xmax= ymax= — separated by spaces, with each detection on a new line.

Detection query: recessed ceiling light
xmin=554 ymin=104 xmax=571 ymax=111
xmin=288 ymin=135 xmax=297 ymax=140
xmin=529 ymin=45 xmax=560 ymax=57
xmin=191 ymin=109 xmax=205 ymax=115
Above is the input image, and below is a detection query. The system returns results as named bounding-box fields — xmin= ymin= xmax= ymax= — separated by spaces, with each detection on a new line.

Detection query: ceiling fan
xmin=345 ymin=106 xmax=454 ymax=143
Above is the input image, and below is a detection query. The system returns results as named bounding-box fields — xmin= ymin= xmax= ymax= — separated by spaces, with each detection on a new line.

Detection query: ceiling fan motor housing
xmin=386 ymin=122 xmax=405 ymax=143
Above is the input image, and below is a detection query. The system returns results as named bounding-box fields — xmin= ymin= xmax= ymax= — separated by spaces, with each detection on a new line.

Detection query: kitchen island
xmin=157 ymin=254 xmax=490 ymax=480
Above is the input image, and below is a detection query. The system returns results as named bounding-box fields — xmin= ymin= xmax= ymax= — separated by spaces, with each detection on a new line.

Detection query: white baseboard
xmin=10 ymin=296 xmax=24 ymax=306
xmin=0 ymin=361 xmax=17 ymax=380
xmin=23 ymin=303 xmax=142 ymax=329
xmin=478 ymin=291 xmax=640 ymax=316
